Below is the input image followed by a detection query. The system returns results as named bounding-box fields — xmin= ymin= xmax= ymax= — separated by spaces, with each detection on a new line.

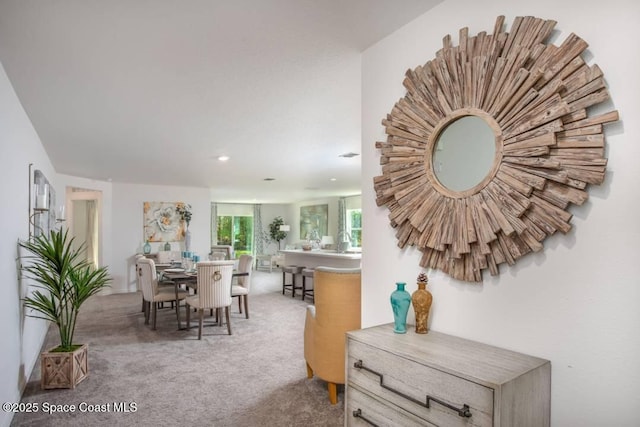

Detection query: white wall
xmin=0 ymin=62 xmax=55 ymax=427
xmin=110 ymin=183 xmax=211 ymax=293
xmin=361 ymin=1 xmax=640 ymax=425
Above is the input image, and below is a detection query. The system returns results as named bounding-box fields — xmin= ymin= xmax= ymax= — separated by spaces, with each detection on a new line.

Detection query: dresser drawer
xmin=346 ymin=384 xmax=436 ymax=427
xmin=347 ymin=339 xmax=494 ymax=427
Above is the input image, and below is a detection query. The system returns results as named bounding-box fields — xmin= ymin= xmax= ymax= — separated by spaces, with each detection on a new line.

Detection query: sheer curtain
xmin=210 ymin=202 xmax=218 ymax=246
xmin=253 ymin=204 xmax=263 ymax=256
xmin=338 ymin=197 xmax=346 ymax=241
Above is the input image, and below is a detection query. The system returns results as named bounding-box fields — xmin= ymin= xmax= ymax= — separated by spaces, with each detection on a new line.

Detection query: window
xmin=217 ymin=215 xmax=253 ymax=256
xmin=214 ymin=204 xmax=254 ymax=257
xmin=346 ymin=209 xmax=362 ymax=248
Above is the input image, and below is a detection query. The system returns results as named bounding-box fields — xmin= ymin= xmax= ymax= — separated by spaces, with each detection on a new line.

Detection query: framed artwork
xmin=143 ymin=202 xmax=185 ymax=242
xmin=300 ymin=204 xmax=328 ymax=240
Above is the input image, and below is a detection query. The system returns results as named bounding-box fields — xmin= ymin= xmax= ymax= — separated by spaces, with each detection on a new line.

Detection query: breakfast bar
xmin=279 ymin=249 xmax=361 ymax=269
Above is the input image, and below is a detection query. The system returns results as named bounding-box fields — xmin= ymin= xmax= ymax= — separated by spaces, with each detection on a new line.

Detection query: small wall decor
xmin=143 ymin=202 xmax=184 ymax=242
xmin=31 ymin=168 xmax=56 ymax=238
xmin=373 ymin=15 xmax=619 ymax=282
xmin=300 ymin=204 xmax=328 ymax=240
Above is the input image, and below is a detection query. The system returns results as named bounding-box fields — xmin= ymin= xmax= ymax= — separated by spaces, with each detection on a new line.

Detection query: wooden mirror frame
xmin=374 ymin=16 xmax=619 ymax=282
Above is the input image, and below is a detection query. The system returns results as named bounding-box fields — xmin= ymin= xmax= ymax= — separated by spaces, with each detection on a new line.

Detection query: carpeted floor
xmin=11 ymin=270 xmax=344 ymax=426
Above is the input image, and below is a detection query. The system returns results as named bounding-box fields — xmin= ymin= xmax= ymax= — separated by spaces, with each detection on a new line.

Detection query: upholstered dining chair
xmin=210 ymin=251 xmax=227 ymax=261
xmin=210 ymin=245 xmax=234 ymax=260
xmin=138 ymin=257 xmax=189 ymax=330
xmin=135 ymin=254 xmax=146 ymax=312
xmin=185 ymin=260 xmax=235 ymax=339
xmin=304 ymin=267 xmax=361 ymax=404
xmin=231 ymin=254 xmax=253 ymax=319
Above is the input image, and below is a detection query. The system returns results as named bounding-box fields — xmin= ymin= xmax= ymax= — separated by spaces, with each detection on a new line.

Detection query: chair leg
xmin=175 ymin=298 xmax=181 ymax=330
xmin=152 ymin=303 xmax=157 ymax=330
xmin=185 ymin=302 xmax=190 ymax=329
xmin=243 ymin=295 xmax=249 ymax=319
xmin=238 ymin=296 xmax=243 ymax=314
xmin=306 ymin=362 xmax=313 ymax=379
xmin=141 ymin=295 xmax=145 ymax=313
xmin=292 ymin=273 xmax=296 ymax=298
xmin=225 ymin=306 xmax=232 ymax=335
xmin=328 ymin=382 xmax=338 ymax=405
xmin=198 ymin=309 xmax=203 ymax=340
xmin=144 ymin=300 xmax=150 ymax=324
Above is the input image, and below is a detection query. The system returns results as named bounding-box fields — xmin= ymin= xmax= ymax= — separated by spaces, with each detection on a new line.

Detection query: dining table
xmin=160 ymin=267 xmax=249 ymax=285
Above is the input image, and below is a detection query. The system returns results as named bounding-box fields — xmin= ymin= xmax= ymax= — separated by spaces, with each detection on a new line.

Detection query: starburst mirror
xmin=374 ymin=15 xmax=618 ymax=282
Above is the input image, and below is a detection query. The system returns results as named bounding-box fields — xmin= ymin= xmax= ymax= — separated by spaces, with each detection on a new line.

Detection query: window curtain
xmin=210 ymin=202 xmax=218 ymax=246
xmin=338 ymin=197 xmax=347 ymax=241
xmin=253 ymin=204 xmax=263 ymax=256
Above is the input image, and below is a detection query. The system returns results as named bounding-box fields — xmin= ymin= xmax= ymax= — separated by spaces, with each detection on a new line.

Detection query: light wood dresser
xmin=345 ymin=324 xmax=550 ymax=426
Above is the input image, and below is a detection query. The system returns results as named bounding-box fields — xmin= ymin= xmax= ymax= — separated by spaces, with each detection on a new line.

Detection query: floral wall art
xmin=143 ymin=201 xmax=185 ymax=242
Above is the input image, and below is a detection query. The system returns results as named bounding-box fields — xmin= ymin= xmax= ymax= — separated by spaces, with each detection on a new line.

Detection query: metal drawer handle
xmin=352 ymin=408 xmax=379 ymax=426
xmin=426 ymin=395 xmax=472 ymax=418
xmin=354 ymin=360 xmax=472 ymax=418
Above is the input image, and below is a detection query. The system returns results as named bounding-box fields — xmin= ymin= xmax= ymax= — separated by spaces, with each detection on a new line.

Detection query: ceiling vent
xmin=339 ymin=152 xmax=359 ymax=158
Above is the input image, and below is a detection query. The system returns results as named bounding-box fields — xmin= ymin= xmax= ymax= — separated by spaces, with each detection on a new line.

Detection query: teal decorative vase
xmin=164 ymin=241 xmax=171 ymax=251
xmin=143 ymin=241 xmax=151 ymax=254
xmin=390 ymin=282 xmax=411 ymax=334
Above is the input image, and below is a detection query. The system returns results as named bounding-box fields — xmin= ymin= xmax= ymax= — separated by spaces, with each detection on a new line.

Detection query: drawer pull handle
xmin=354 ymin=359 xmax=472 ymax=419
xmin=426 ymin=395 xmax=472 ymax=418
xmin=352 ymin=408 xmax=379 ymax=426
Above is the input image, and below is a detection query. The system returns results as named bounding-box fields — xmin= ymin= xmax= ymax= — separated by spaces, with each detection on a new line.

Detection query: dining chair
xmin=185 ymin=260 xmax=235 ymax=339
xmin=137 ymin=254 xmax=175 ymax=308
xmin=210 ymin=251 xmax=226 ymax=260
xmin=135 ymin=254 xmax=146 ymax=312
xmin=138 ymin=257 xmax=189 ymax=330
xmin=231 ymin=254 xmax=253 ymax=319
xmin=210 ymin=245 xmax=234 ymax=260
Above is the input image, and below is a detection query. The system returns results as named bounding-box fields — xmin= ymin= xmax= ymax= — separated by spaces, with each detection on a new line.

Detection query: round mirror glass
xmin=432 ymin=116 xmax=496 ymax=192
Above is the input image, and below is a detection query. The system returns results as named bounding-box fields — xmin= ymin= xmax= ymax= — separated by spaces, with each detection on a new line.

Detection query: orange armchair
xmin=304 ymin=267 xmax=361 ymax=404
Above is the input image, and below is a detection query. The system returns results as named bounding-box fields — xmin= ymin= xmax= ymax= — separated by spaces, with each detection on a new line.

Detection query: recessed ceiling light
xmin=339 ymin=152 xmax=359 ymax=158
xmin=218 ymin=155 xmax=230 ymax=161
xmin=330 ymin=178 xmax=337 ymax=181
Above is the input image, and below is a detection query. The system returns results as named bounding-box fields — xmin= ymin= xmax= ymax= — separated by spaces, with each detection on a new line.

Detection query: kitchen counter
xmin=280 ymin=249 xmax=361 ymax=269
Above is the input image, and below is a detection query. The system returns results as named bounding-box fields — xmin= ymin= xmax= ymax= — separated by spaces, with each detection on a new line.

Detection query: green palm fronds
xmin=20 ymin=229 xmax=111 ymax=351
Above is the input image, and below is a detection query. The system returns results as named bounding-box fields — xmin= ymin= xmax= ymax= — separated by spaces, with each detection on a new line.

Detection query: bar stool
xmin=282 ymin=265 xmax=304 ymax=296
xmin=301 ymin=268 xmax=315 ymax=302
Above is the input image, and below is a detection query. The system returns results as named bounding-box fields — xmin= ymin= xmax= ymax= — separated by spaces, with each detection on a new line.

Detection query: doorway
xmin=65 ymin=188 xmax=102 ymax=268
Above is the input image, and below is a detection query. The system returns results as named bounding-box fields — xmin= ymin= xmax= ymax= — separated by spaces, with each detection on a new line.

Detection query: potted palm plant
xmin=20 ymin=228 xmax=111 ymax=389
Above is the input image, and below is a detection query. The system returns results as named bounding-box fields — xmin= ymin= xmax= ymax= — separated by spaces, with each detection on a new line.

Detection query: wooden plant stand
xmin=41 ymin=344 xmax=88 ymax=389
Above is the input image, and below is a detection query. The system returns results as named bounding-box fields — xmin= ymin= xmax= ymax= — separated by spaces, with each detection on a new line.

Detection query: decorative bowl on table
xmin=301 ymin=244 xmax=312 ymax=251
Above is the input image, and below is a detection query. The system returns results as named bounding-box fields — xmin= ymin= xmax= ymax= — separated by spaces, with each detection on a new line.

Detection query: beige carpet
xmin=12 ymin=271 xmax=344 ymax=426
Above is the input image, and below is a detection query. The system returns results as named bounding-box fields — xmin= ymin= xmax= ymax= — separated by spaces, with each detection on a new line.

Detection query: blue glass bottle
xmin=390 ymin=282 xmax=411 ymax=334
xmin=143 ymin=240 xmax=151 ymax=254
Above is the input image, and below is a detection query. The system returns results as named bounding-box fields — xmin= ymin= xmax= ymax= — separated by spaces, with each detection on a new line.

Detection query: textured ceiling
xmin=0 ymin=0 xmax=441 ymax=202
